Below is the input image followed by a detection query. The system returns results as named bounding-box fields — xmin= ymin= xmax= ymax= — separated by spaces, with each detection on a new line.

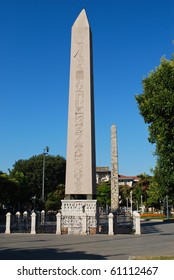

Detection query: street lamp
xmin=136 ymin=200 xmax=138 ymax=211
xmin=166 ymin=195 xmax=169 ymax=220
xmin=32 ymin=195 xmax=36 ymax=211
xmin=126 ymin=197 xmax=128 ymax=210
xmin=141 ymin=195 xmax=143 ymax=206
xmin=130 ymin=191 xmax=133 ymax=216
xmin=42 ymin=146 xmax=49 ymax=201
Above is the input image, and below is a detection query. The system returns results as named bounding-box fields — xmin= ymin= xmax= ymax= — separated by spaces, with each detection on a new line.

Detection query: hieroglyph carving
xmin=74 ymin=33 xmax=86 ymax=193
xmin=111 ymin=124 xmax=119 ymax=211
xmin=65 ymin=10 xmax=96 ymax=197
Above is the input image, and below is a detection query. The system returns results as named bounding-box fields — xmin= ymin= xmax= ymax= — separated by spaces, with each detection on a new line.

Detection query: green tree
xmin=135 ymin=57 xmax=174 ymax=203
xmin=10 ymin=154 xmax=66 ymax=205
xmin=11 ymin=171 xmax=31 ymax=211
xmin=45 ymin=184 xmax=65 ymax=211
xmin=96 ymin=182 xmax=111 ymax=207
xmin=0 ymin=172 xmax=19 ymax=211
xmin=134 ymin=173 xmax=152 ymax=205
xmin=119 ymin=184 xmax=132 ymax=206
xmin=147 ymin=180 xmax=164 ymax=208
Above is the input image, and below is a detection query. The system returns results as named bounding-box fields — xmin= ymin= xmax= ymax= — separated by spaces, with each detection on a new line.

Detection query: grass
xmin=140 ymin=217 xmax=174 ymax=222
xmin=130 ymin=256 xmax=174 ymax=260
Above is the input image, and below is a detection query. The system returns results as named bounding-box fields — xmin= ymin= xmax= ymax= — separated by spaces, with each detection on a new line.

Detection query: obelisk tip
xmin=73 ymin=9 xmax=89 ymax=28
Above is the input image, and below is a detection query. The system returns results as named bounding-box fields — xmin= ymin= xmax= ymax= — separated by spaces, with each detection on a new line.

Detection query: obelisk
xmin=61 ymin=9 xmax=98 ymax=234
xmin=111 ymin=124 xmax=119 ymax=212
xmin=65 ymin=9 xmax=96 ymax=199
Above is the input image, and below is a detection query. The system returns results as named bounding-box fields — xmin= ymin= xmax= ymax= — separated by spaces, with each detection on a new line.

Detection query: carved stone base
xmin=61 ymin=200 xmax=98 ymax=234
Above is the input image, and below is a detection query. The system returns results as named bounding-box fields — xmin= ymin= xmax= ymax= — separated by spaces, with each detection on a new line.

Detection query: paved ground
xmin=0 ymin=220 xmax=174 ymax=260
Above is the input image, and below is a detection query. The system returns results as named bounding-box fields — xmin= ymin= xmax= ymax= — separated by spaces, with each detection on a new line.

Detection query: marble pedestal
xmin=61 ymin=200 xmax=98 ymax=234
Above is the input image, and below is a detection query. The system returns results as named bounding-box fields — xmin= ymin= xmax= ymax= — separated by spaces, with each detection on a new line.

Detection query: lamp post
xmin=136 ymin=201 xmax=138 ymax=211
xmin=42 ymin=146 xmax=49 ymax=201
xmin=32 ymin=195 xmax=36 ymax=211
xmin=141 ymin=195 xmax=143 ymax=206
xmin=130 ymin=191 xmax=133 ymax=216
xmin=126 ymin=197 xmax=128 ymax=210
xmin=166 ymin=195 xmax=169 ymax=220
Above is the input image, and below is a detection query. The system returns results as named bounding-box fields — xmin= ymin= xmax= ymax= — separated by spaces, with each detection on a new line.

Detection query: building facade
xmin=96 ymin=167 xmax=139 ymax=187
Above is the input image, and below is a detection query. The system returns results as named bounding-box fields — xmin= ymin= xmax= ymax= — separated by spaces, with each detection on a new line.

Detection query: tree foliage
xmin=119 ymin=184 xmax=132 ymax=206
xmin=0 ymin=172 xmax=18 ymax=211
xmin=10 ymin=154 xmax=66 ymax=198
xmin=45 ymin=184 xmax=65 ymax=211
xmin=5 ymin=154 xmax=66 ymax=210
xmin=147 ymin=180 xmax=164 ymax=208
xmin=135 ymin=57 xmax=174 ymax=202
xmin=96 ymin=182 xmax=111 ymax=207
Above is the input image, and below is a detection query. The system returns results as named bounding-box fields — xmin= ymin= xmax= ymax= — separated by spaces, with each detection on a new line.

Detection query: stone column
xmin=31 ymin=212 xmax=36 ymax=234
xmin=108 ymin=213 xmax=114 ymax=235
xmin=5 ymin=212 xmax=11 ymax=234
xmin=111 ymin=124 xmax=119 ymax=212
xmin=56 ymin=213 xmax=61 ymax=235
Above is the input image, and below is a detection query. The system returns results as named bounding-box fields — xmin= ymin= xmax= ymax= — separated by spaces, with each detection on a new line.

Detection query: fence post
xmin=56 ymin=212 xmax=61 ymax=235
xmin=23 ymin=211 xmax=28 ymax=218
xmin=41 ymin=210 xmax=45 ymax=225
xmin=23 ymin=211 xmax=28 ymax=230
xmin=81 ymin=213 xmax=87 ymax=234
xmin=133 ymin=211 xmax=141 ymax=234
xmin=81 ymin=213 xmax=87 ymax=235
xmin=108 ymin=213 xmax=114 ymax=235
xmin=16 ymin=211 xmax=21 ymax=230
xmin=31 ymin=212 xmax=36 ymax=234
xmin=5 ymin=212 xmax=11 ymax=234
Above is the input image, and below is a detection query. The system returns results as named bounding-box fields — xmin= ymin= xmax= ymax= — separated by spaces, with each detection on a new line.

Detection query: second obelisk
xmin=65 ymin=9 xmax=96 ymax=199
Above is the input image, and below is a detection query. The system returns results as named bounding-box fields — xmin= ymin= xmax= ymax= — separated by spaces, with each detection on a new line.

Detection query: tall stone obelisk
xmin=61 ymin=10 xmax=98 ymax=234
xmin=65 ymin=9 xmax=96 ymax=199
xmin=111 ymin=124 xmax=119 ymax=212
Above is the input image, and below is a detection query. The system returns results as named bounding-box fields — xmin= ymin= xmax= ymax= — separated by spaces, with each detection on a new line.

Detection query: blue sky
xmin=0 ymin=0 xmax=173 ymax=175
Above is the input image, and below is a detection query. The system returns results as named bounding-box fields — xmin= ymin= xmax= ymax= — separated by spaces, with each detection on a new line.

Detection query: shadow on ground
xmin=0 ymin=247 xmax=107 ymax=260
xmin=141 ymin=222 xmax=162 ymax=234
xmin=141 ymin=220 xmax=174 ymax=234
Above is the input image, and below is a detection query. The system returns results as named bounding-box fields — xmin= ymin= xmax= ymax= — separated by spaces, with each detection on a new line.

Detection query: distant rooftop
xmin=96 ymin=167 xmax=139 ymax=180
xmin=119 ymin=174 xmax=139 ymax=181
xmin=96 ymin=167 xmax=110 ymax=172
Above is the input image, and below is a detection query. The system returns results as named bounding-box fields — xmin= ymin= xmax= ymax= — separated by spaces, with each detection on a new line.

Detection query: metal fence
xmin=98 ymin=213 xmax=108 ymax=234
xmin=11 ymin=213 xmax=31 ymax=233
xmin=114 ymin=210 xmax=133 ymax=234
xmin=97 ymin=209 xmax=133 ymax=234
xmin=36 ymin=211 xmax=56 ymax=234
xmin=2 ymin=209 xmax=135 ymax=235
xmin=0 ymin=215 xmax=6 ymax=233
